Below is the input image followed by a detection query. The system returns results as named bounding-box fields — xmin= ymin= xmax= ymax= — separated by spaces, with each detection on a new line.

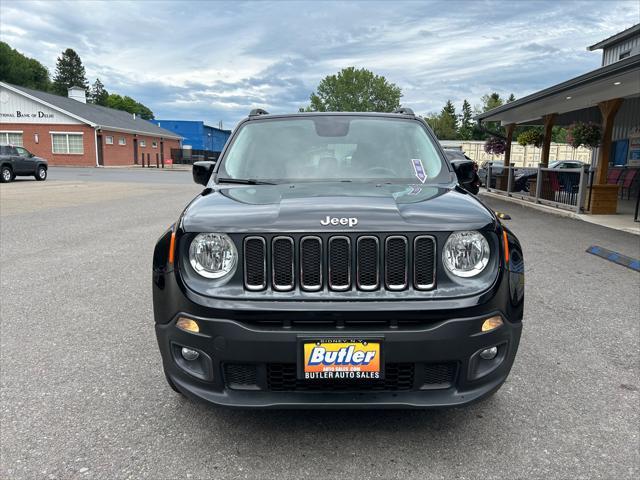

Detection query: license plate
xmin=301 ymin=339 xmax=382 ymax=380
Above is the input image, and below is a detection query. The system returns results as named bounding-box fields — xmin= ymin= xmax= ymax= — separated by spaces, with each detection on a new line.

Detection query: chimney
xmin=67 ymin=86 xmax=86 ymax=103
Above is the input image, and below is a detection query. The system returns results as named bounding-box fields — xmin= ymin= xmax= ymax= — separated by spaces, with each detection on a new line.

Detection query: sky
xmin=1 ymin=0 xmax=638 ymax=129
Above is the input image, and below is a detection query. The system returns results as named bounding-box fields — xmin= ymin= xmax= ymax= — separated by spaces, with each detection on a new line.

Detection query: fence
xmin=170 ymin=149 xmax=220 ymax=164
xmin=487 ymin=165 xmax=588 ymax=213
xmin=453 ymin=141 xmax=593 ymax=167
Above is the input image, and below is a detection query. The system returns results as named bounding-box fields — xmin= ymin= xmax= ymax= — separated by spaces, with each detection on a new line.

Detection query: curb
xmin=479 ymin=190 xmax=640 ymax=236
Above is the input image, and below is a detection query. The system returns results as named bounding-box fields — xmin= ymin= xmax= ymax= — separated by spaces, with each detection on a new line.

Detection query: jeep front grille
xmin=242 ymin=233 xmax=436 ymax=293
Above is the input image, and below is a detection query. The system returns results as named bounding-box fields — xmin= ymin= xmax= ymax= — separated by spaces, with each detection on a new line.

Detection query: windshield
xmin=217 ymin=116 xmax=447 ymax=183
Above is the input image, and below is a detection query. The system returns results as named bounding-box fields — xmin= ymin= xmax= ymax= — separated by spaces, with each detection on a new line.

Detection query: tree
xmin=424 ymin=100 xmax=458 ymax=140
xmin=104 ymin=93 xmax=154 ymax=120
xmin=0 ymin=42 xmax=51 ymax=90
xmin=89 ymin=78 xmax=109 ymax=105
xmin=458 ymin=99 xmax=474 ymax=140
xmin=507 ymin=93 xmax=516 ymax=103
xmin=308 ymin=67 xmax=402 ymax=112
xmin=481 ymin=92 xmax=504 ymax=112
xmin=52 ymin=48 xmax=88 ymax=95
xmin=478 ymin=92 xmax=505 ymax=139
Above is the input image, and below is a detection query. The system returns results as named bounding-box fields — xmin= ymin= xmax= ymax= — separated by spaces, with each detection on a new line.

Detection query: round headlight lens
xmin=189 ymin=233 xmax=237 ymax=279
xmin=443 ymin=231 xmax=490 ymax=277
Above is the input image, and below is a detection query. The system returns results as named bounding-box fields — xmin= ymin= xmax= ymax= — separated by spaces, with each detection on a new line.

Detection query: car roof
xmin=246 ymin=111 xmax=419 ymax=121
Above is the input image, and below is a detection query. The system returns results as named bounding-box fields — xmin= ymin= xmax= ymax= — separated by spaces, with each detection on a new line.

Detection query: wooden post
xmin=496 ymin=123 xmax=516 ymax=191
xmin=588 ymin=98 xmax=624 ymax=214
xmin=540 ymin=113 xmax=557 ymax=167
xmin=504 ymin=123 xmax=516 ymax=167
xmin=595 ymin=98 xmax=623 ymax=184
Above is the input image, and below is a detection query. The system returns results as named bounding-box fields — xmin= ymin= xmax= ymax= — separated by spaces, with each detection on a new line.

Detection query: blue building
xmin=150 ymin=120 xmax=231 ymax=152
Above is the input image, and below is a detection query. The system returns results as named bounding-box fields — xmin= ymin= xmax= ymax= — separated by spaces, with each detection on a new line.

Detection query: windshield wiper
xmin=216 ymin=178 xmax=275 ymax=185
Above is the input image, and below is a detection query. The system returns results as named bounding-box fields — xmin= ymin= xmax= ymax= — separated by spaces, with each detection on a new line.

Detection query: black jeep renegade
xmin=152 ymin=109 xmax=524 ymax=408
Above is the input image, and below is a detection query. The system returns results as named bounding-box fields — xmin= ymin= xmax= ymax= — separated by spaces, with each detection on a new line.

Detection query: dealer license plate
xmin=301 ymin=339 xmax=382 ymax=380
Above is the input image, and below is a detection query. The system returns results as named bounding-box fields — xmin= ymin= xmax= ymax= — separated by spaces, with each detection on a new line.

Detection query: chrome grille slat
xmin=357 ymin=236 xmax=379 ymax=290
xmin=272 ymin=236 xmax=294 ymax=291
xmin=385 ymin=236 xmax=408 ymax=290
xmin=243 ymin=233 xmax=435 ymax=293
xmin=328 ymin=236 xmax=351 ymax=291
xmin=244 ymin=236 xmax=266 ymax=290
xmin=414 ymin=235 xmax=436 ymax=290
xmin=300 ymin=236 xmax=322 ymax=291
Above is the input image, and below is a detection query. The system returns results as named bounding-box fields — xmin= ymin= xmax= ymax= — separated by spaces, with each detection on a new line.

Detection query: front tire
xmin=1 ymin=166 xmax=14 ymax=183
xmin=35 ymin=166 xmax=47 ymax=181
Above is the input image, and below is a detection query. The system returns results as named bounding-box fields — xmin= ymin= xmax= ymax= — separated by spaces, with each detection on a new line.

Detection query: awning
xmin=475 ymin=55 xmax=640 ymax=126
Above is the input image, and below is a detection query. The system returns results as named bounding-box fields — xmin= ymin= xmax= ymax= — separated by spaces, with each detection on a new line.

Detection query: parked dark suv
xmin=153 ymin=109 xmax=524 ymax=408
xmin=0 ymin=145 xmax=48 ymax=182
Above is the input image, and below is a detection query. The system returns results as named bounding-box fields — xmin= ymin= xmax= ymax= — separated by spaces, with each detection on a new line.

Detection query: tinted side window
xmin=15 ymin=147 xmax=30 ymax=157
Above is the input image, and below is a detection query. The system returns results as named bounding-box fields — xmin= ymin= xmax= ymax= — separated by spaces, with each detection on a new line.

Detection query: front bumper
xmin=157 ymin=311 xmax=521 ymax=408
xmin=154 ymin=262 xmax=523 ymax=408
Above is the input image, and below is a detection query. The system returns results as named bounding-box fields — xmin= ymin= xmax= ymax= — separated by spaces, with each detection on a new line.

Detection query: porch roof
xmin=474 ymin=54 xmax=640 ymax=126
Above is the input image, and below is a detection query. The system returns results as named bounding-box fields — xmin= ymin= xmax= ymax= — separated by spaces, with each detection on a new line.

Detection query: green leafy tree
xmin=551 ymin=126 xmax=567 ymax=143
xmin=424 ymin=100 xmax=458 ymax=140
xmin=308 ymin=67 xmax=402 ymax=112
xmin=89 ymin=78 xmax=109 ymax=105
xmin=481 ymin=92 xmax=504 ymax=112
xmin=507 ymin=93 xmax=516 ymax=103
xmin=104 ymin=93 xmax=154 ymax=120
xmin=52 ymin=48 xmax=88 ymax=95
xmin=458 ymin=99 xmax=474 ymax=140
xmin=0 ymin=42 xmax=51 ymax=90
xmin=478 ymin=92 xmax=505 ymax=138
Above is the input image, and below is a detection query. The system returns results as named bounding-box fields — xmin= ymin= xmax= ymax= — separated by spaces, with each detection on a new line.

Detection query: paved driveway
xmin=1 ymin=169 xmax=638 ymax=479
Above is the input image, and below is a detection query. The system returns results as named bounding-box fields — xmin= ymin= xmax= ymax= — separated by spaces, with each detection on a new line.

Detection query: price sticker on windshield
xmin=411 ymin=158 xmax=427 ymax=183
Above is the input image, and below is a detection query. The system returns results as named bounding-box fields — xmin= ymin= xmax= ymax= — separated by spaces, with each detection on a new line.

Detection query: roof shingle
xmin=2 ymin=82 xmax=182 ymax=139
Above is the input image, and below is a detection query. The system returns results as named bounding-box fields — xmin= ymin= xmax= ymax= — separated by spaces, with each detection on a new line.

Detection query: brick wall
xmin=100 ymin=130 xmax=180 ymax=166
xmin=1 ymin=123 xmax=96 ymax=166
xmin=1 ymin=123 xmax=181 ymax=167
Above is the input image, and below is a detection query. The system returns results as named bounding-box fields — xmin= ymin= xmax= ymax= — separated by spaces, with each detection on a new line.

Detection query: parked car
xmin=478 ymin=161 xmax=503 ymax=188
xmin=0 ymin=145 xmax=48 ymax=182
xmin=443 ymin=149 xmax=480 ymax=194
xmin=152 ymin=108 xmax=524 ymax=408
xmin=514 ymin=161 xmax=585 ymax=192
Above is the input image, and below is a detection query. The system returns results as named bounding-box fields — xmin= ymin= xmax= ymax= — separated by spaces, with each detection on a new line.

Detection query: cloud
xmin=1 ymin=0 xmax=638 ymax=127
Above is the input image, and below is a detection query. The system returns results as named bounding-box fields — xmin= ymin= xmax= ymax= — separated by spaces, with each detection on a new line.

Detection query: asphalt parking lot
xmin=1 ymin=167 xmax=638 ymax=479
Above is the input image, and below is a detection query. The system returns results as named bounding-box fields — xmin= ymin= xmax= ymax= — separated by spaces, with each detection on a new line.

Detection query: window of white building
xmin=0 ymin=131 xmax=24 ymax=146
xmin=51 ymin=133 xmax=84 ymax=154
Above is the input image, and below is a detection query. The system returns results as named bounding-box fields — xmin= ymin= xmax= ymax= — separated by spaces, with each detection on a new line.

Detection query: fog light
xmin=481 ymin=316 xmax=503 ymax=332
xmin=480 ymin=346 xmax=498 ymax=360
xmin=181 ymin=347 xmax=200 ymax=361
xmin=176 ymin=317 xmax=199 ymax=333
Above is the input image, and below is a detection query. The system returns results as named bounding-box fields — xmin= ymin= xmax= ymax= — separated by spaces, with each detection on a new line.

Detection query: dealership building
xmin=0 ymin=81 xmax=181 ymax=167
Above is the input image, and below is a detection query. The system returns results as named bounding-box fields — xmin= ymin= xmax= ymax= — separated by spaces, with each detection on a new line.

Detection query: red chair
xmin=620 ymin=169 xmax=638 ymax=200
xmin=607 ymin=168 xmax=623 ymax=185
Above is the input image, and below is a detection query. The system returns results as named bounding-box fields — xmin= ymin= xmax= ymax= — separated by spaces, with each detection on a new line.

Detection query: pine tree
xmin=439 ymin=100 xmax=458 ymax=139
xmin=90 ymin=78 xmax=109 ymax=105
xmin=507 ymin=93 xmax=516 ymax=103
xmin=52 ymin=48 xmax=88 ymax=95
xmin=458 ymin=100 xmax=474 ymax=140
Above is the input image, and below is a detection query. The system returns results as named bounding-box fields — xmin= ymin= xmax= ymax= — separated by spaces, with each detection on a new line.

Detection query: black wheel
xmin=35 ymin=166 xmax=47 ymax=181
xmin=1 ymin=165 xmax=14 ymax=183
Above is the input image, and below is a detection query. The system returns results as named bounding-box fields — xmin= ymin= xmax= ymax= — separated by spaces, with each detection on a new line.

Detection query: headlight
xmin=443 ymin=231 xmax=490 ymax=277
xmin=189 ymin=233 xmax=237 ymax=279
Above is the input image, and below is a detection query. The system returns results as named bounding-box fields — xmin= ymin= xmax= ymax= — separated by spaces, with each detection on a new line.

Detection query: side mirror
xmin=192 ymin=161 xmax=215 ymax=186
xmin=452 ymin=161 xmax=476 ymax=184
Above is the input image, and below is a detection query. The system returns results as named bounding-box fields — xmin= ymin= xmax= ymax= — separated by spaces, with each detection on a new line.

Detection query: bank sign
xmin=0 ymin=87 xmax=81 ymax=125
xmin=1 ymin=110 xmax=56 ymax=120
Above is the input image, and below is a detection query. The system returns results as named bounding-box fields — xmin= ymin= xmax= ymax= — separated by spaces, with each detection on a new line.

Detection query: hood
xmin=181 ymin=182 xmax=496 ymax=233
